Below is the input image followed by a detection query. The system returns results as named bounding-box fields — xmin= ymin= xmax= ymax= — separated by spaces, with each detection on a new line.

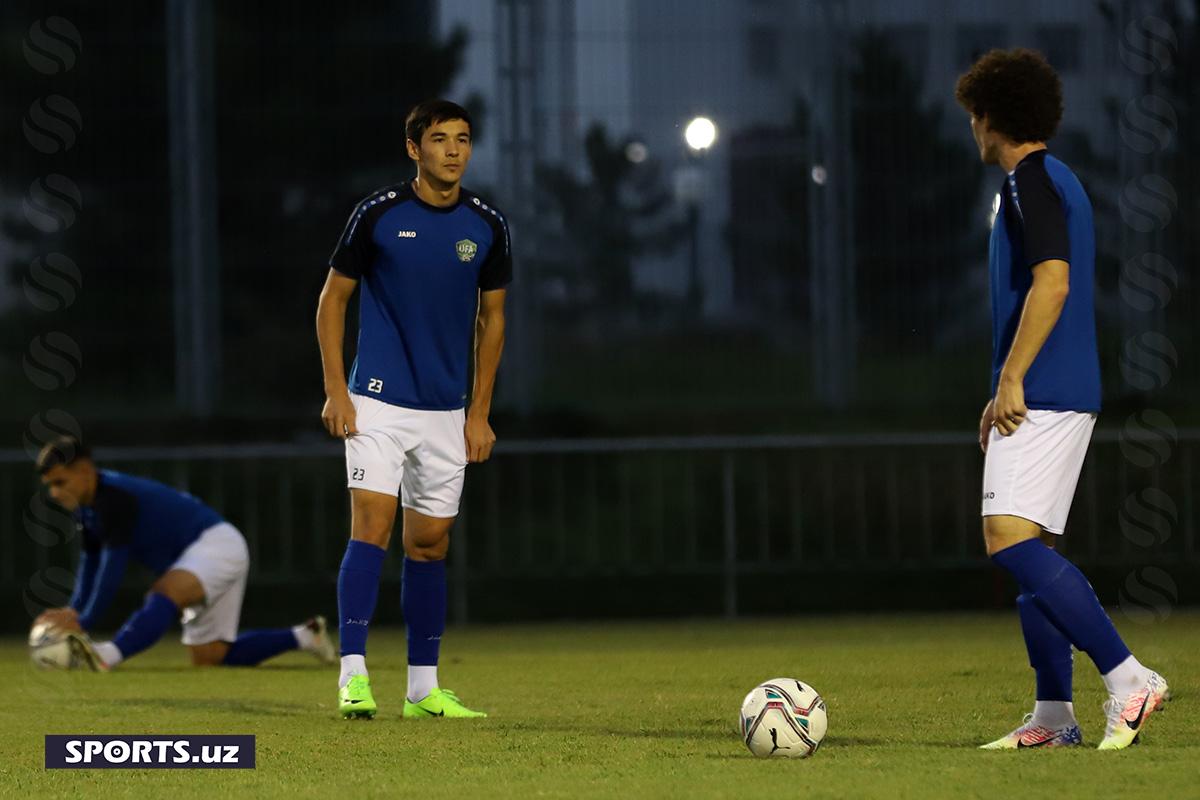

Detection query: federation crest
xmin=455 ymin=239 xmax=478 ymax=262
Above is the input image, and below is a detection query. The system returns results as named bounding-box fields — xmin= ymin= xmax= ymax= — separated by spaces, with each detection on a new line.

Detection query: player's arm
xmin=993 ymin=161 xmax=1071 ymax=436
xmin=316 ymin=269 xmax=360 ymax=439
xmin=36 ymin=552 xmax=90 ymax=629
xmin=994 ymin=260 xmax=1069 ymax=434
xmin=68 ymin=545 xmax=99 ymax=612
xmin=74 ymin=545 xmax=131 ymax=632
xmin=466 ymin=289 xmax=507 ymax=463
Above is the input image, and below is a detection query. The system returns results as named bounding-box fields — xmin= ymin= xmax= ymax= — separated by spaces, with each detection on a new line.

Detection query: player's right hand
xmin=321 ymin=392 xmax=358 ymax=439
xmin=979 ymin=399 xmax=996 ymax=453
xmin=36 ymin=606 xmax=81 ymax=632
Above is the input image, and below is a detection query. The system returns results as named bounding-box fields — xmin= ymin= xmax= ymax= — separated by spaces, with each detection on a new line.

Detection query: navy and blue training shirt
xmin=989 ymin=150 xmax=1100 ymax=411
xmin=69 ymin=469 xmax=224 ymax=630
xmin=329 ymin=182 xmax=512 ymax=410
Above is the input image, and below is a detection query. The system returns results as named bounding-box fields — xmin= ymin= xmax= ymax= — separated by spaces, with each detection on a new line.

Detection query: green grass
xmin=0 ymin=613 xmax=1196 ymax=799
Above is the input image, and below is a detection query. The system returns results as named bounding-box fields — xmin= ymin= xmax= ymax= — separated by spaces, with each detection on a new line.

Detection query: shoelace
xmin=1006 ymin=713 xmax=1034 ymax=738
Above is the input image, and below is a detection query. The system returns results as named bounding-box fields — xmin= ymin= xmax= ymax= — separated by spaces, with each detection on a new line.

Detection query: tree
xmin=214 ymin=2 xmax=472 ymax=415
xmin=849 ymin=30 xmax=983 ymax=349
xmin=0 ymin=3 xmax=472 ymax=425
xmin=533 ymin=124 xmax=683 ymax=317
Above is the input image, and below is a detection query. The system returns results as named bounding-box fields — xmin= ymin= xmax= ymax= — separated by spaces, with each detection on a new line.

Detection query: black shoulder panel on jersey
xmin=462 ymin=190 xmax=513 ymax=291
xmin=1011 ymin=152 xmax=1070 ymax=270
xmin=91 ymin=483 xmax=138 ymax=547
xmin=328 ymin=183 xmax=412 ymax=279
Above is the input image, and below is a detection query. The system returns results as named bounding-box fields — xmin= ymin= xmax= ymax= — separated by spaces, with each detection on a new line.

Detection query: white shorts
xmin=345 ymin=393 xmax=468 ymax=518
xmin=982 ymin=409 xmax=1097 ymax=534
xmin=172 ymin=522 xmax=250 ymax=645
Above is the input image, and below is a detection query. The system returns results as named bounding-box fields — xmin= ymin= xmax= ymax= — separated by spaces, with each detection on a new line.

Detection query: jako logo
xmin=397 ymin=230 xmax=417 ymax=238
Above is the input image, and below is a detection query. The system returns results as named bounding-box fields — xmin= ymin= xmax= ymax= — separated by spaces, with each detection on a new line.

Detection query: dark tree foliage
xmin=849 ymin=30 xmax=982 ymax=348
xmin=1156 ymin=1 xmax=1198 ymax=326
xmin=214 ymin=1 xmax=470 ymax=413
xmin=533 ymin=124 xmax=683 ymax=313
xmin=0 ymin=3 xmax=173 ymax=414
xmin=0 ymin=2 xmax=469 ymax=422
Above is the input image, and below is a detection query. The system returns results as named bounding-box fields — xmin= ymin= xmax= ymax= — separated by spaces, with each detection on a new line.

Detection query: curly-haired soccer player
xmin=955 ymin=48 xmax=1169 ymax=751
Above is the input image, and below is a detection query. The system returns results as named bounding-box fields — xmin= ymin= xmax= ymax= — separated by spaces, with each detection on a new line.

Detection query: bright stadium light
xmin=684 ymin=116 xmax=717 ymax=152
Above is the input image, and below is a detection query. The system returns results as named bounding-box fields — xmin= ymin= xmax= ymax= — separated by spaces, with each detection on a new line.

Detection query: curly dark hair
xmin=954 ymin=48 xmax=1063 ymax=143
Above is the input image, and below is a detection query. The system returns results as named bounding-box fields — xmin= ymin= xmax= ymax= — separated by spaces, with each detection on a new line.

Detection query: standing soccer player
xmin=955 ymin=50 xmax=1170 ymax=750
xmin=316 ymin=99 xmax=510 ymax=719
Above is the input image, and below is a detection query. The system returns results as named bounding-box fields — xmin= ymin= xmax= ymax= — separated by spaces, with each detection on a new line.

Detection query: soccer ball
xmin=28 ymin=622 xmax=80 ymax=670
xmin=739 ymin=678 xmax=828 ymax=758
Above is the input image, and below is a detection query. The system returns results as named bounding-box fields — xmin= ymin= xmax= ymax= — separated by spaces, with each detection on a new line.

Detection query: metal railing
xmin=3 ymin=430 xmax=1196 ymax=621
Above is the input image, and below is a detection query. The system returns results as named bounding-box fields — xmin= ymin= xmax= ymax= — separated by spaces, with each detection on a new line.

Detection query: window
xmin=956 ymin=24 xmax=1006 ymax=67
xmin=746 ymin=25 xmax=780 ymax=76
xmin=1036 ymin=25 xmax=1082 ymax=72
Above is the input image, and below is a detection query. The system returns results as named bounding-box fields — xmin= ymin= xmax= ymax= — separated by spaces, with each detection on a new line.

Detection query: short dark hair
xmin=35 ymin=435 xmax=91 ymax=474
xmin=955 ymin=48 xmax=1063 ymax=144
xmin=405 ymin=99 xmax=472 ymax=145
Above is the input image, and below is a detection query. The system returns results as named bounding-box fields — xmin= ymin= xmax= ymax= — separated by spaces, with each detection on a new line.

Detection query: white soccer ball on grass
xmin=28 ymin=621 xmax=82 ymax=670
xmin=739 ymin=677 xmax=828 ymax=758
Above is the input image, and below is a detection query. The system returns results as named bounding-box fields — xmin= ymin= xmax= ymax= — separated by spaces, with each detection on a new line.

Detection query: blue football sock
xmin=337 ymin=539 xmax=386 ymax=656
xmin=402 ymin=557 xmax=446 ymax=666
xmin=112 ymin=592 xmax=178 ymax=660
xmin=1016 ymin=590 xmax=1073 ymax=701
xmin=221 ymin=629 xmax=299 ymax=666
xmin=992 ymin=539 xmax=1130 ymax=674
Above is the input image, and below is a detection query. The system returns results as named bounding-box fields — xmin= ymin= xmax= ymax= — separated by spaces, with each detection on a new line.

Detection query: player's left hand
xmin=465 ymin=414 xmax=497 ymax=463
xmin=36 ymin=607 xmax=82 ymax=632
xmin=992 ymin=377 xmax=1027 ymax=436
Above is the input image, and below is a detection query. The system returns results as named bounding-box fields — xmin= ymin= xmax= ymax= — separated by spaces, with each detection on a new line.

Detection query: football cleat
xmin=1097 ymin=671 xmax=1170 ymax=751
xmin=304 ymin=616 xmax=336 ymax=665
xmin=66 ymin=632 xmax=109 ymax=672
xmin=403 ymin=687 xmax=487 ymax=719
xmin=979 ymin=714 xmax=1083 ymax=749
xmin=338 ymin=674 xmax=377 ymax=720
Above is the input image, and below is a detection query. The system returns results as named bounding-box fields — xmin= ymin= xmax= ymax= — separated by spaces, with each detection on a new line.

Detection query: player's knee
xmin=403 ymin=528 xmax=449 ymax=560
xmin=404 ymin=539 xmax=448 ymax=561
xmin=149 ymin=574 xmax=200 ymax=610
xmin=189 ymin=642 xmax=229 ymax=666
xmin=351 ymin=504 xmax=396 ymax=546
xmin=352 ymin=513 xmax=393 ymax=546
xmin=981 ymin=517 xmax=1042 ymax=557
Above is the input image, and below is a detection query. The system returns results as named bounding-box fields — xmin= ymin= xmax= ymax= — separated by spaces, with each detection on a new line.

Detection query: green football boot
xmin=403 ymin=687 xmax=487 ymax=719
xmin=338 ymin=674 xmax=377 ymax=720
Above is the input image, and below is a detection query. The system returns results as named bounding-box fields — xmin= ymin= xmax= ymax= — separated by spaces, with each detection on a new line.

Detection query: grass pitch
xmin=0 ymin=612 xmax=1195 ymax=799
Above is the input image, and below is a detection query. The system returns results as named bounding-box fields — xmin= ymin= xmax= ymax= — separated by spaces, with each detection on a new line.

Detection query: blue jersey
xmin=329 ymin=182 xmax=512 ymax=410
xmin=69 ymin=469 xmax=224 ymax=630
xmin=989 ymin=150 xmax=1100 ymax=411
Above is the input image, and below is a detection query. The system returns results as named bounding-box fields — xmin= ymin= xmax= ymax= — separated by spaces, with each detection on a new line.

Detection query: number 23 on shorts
xmin=351 ymin=467 xmax=365 ymax=480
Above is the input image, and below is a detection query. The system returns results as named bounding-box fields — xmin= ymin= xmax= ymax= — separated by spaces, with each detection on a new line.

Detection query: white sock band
xmin=407 ymin=665 xmax=438 ymax=703
xmin=94 ymin=641 xmax=123 ymax=668
xmin=292 ymin=624 xmax=315 ymax=651
xmin=1102 ymin=654 xmax=1150 ymax=697
xmin=339 ymin=654 xmax=367 ymax=688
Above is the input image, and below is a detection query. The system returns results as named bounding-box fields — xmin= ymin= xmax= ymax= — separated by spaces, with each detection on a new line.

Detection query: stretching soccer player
xmin=955 ymin=50 xmax=1169 ymax=751
xmin=33 ymin=436 xmax=335 ymax=670
xmin=316 ymin=99 xmax=510 ymax=719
